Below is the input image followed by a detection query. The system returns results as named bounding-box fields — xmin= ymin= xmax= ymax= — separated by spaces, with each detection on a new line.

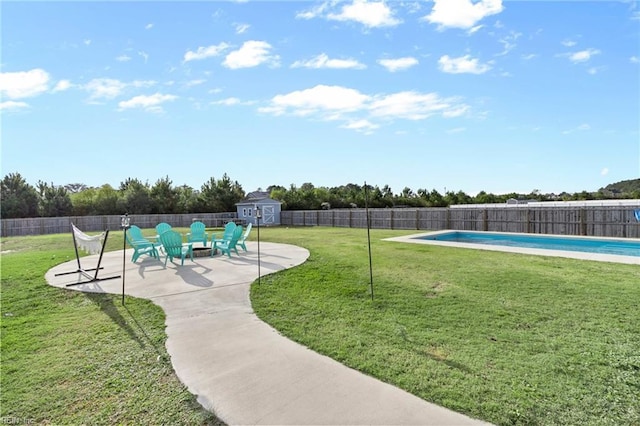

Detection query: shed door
xmin=261 ymin=205 xmax=275 ymax=225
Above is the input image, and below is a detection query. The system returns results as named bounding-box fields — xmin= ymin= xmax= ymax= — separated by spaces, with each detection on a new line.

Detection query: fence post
xmin=580 ymin=208 xmax=586 ymax=236
xmin=483 ymin=209 xmax=488 ymax=232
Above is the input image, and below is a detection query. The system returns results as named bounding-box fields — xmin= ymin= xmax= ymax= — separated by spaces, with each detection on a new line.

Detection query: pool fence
xmin=1 ymin=204 xmax=639 ymax=238
xmin=279 ymin=205 xmax=640 ymax=239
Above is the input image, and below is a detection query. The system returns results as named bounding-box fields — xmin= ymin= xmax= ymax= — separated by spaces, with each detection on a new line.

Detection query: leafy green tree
xmin=313 ymin=186 xmax=331 ymax=207
xmin=474 ymin=191 xmax=499 ymax=204
xmin=119 ymin=178 xmax=152 ymax=214
xmin=36 ymin=181 xmax=73 ymax=217
xmin=176 ymin=185 xmax=201 ymax=213
xmin=429 ymin=189 xmax=447 ymax=207
xmin=444 ymin=190 xmax=472 ymax=205
xmin=299 ymin=182 xmax=320 ymax=209
xmin=70 ymin=188 xmax=97 ymax=215
xmin=93 ymin=184 xmax=121 ymax=215
xmin=281 ymin=184 xmax=305 ymax=210
xmin=150 ymin=176 xmax=179 ymax=214
xmin=1 ymin=172 xmax=39 ymax=218
xmin=200 ymin=174 xmax=244 ymax=213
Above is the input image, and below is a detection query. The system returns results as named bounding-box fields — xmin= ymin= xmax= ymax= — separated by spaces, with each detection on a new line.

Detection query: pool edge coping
xmin=383 ymin=230 xmax=640 ymax=265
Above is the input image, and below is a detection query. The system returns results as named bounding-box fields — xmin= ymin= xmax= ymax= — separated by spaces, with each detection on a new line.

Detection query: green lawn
xmin=250 ymin=227 xmax=640 ymax=426
xmin=2 ymin=227 xmax=639 ymax=425
xmin=1 ymin=231 xmax=223 ymax=425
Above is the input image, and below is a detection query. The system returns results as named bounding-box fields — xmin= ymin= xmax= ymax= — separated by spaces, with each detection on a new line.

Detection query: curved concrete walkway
xmin=46 ymin=242 xmax=489 ymax=425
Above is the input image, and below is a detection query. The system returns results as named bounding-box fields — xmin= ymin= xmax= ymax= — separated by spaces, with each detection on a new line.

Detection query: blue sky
xmin=2 ymin=0 xmax=639 ymax=196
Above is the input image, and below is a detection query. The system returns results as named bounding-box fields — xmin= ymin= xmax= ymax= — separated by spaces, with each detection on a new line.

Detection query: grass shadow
xmin=84 ymin=292 xmax=165 ymax=358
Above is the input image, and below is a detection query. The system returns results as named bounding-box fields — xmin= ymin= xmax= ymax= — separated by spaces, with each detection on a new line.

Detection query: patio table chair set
xmin=126 ymin=220 xmax=252 ymax=266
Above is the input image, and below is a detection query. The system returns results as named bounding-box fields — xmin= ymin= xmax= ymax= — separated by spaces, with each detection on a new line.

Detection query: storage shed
xmin=236 ymin=191 xmax=282 ymax=226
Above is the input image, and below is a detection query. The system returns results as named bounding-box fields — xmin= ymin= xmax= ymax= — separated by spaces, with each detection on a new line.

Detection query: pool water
xmin=415 ymin=231 xmax=640 ymax=257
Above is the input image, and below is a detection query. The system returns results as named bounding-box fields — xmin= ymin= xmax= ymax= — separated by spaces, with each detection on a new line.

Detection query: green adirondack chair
xmin=186 ymin=221 xmax=208 ymax=247
xmin=212 ymin=225 xmax=244 ymax=258
xmin=238 ymin=222 xmax=252 ymax=252
xmin=155 ymin=222 xmax=172 ymax=237
xmin=211 ymin=222 xmax=237 ymax=246
xmin=125 ymin=226 xmax=160 ymax=263
xmin=159 ymin=229 xmax=193 ymax=266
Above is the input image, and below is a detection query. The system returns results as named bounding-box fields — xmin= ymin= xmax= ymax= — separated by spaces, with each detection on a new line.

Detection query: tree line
xmin=1 ymin=172 xmax=638 ymax=219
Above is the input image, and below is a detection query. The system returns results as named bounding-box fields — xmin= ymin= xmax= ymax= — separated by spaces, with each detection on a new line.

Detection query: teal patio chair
xmin=212 ymin=225 xmax=244 ymax=258
xmin=238 ymin=222 xmax=252 ymax=252
xmin=187 ymin=221 xmax=208 ymax=247
xmin=129 ymin=225 xmax=152 ymax=243
xmin=159 ymin=229 xmax=193 ymax=266
xmin=155 ymin=222 xmax=172 ymax=237
xmin=125 ymin=226 xmax=160 ymax=263
xmin=211 ymin=222 xmax=237 ymax=246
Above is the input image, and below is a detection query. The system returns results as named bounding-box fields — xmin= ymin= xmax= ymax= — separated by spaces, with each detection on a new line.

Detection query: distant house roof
xmin=236 ymin=191 xmax=282 ymax=206
xmin=245 ymin=191 xmax=270 ymax=200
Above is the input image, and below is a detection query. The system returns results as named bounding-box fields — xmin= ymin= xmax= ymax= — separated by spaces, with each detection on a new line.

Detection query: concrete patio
xmin=45 ymin=241 xmax=489 ymax=425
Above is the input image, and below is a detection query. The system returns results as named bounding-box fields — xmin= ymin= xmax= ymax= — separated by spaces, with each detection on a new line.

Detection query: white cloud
xmin=438 ymin=55 xmax=492 ymax=74
xmin=184 ymin=42 xmax=230 ymax=62
xmin=446 ymin=127 xmax=466 ymax=134
xmin=562 ymin=123 xmax=591 ymax=134
xmin=84 ymin=78 xmax=155 ymax=101
xmin=223 ymin=40 xmax=279 ymax=69
xmin=291 ymin=53 xmax=366 ymax=69
xmin=601 ymin=167 xmax=609 ymax=176
xmin=341 ymin=119 xmax=379 ymax=134
xmin=369 ymin=91 xmax=464 ymax=120
xmin=496 ymin=31 xmax=521 ymax=56
xmin=260 ymin=85 xmax=469 ymax=132
xmin=139 ymin=51 xmax=149 ymax=63
xmin=85 ymin=78 xmax=127 ymax=100
xmin=212 ymin=97 xmax=241 ymax=106
xmin=84 ymin=39 xmax=91 ymax=46
xmin=442 ymin=105 xmax=469 ymax=117
xmin=521 ymin=53 xmax=537 ymax=60
xmin=116 ymin=54 xmax=132 ymax=62
xmin=631 ymin=56 xmax=640 ymax=64
xmin=377 ymin=57 xmax=419 ymax=72
xmin=562 ymin=39 xmax=577 ymax=47
xmin=296 ymin=2 xmax=331 ymax=20
xmin=327 ymin=0 xmax=401 ymax=28
xmin=260 ymin=85 xmax=370 ymax=116
xmin=0 ymin=100 xmax=30 ymax=111
xmin=184 ymin=79 xmax=206 ymax=88
xmin=145 ymin=23 xmax=153 ymax=30
xmin=567 ymin=48 xmax=600 ymax=63
xmin=235 ymin=23 xmax=250 ymax=34
xmin=52 ymin=80 xmax=72 ymax=92
xmin=0 ymin=68 xmax=50 ymax=99
xmin=118 ymin=93 xmax=177 ymax=112
xmin=424 ymin=0 xmax=503 ymax=30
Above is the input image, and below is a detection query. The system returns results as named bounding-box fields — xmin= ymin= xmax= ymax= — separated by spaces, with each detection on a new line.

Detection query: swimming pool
xmin=385 ymin=231 xmax=640 ymax=264
xmin=417 ymin=231 xmax=640 ymax=257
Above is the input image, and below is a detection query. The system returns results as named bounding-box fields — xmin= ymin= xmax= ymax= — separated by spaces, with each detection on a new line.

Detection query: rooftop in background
xmin=450 ymin=199 xmax=640 ymax=209
xmin=244 ymin=191 xmax=271 ymax=201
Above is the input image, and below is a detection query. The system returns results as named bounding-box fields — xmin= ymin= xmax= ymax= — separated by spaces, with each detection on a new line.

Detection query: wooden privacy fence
xmin=0 ymin=212 xmax=238 ymax=237
xmin=2 ymin=206 xmax=640 ymax=238
xmin=280 ymin=206 xmax=640 ymax=238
